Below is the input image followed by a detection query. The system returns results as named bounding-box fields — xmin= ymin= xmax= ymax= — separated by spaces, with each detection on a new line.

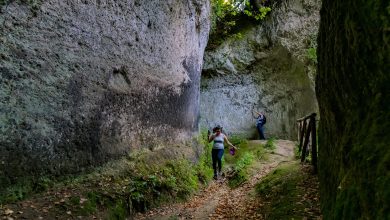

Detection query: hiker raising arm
xmin=253 ymin=110 xmax=267 ymax=140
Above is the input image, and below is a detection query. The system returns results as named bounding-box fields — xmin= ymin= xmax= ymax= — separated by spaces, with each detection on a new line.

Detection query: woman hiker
xmin=208 ymin=125 xmax=236 ymax=180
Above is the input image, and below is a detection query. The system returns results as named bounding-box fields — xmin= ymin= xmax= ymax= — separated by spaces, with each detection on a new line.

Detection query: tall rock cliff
xmin=200 ymin=0 xmax=320 ymax=139
xmin=316 ymin=0 xmax=389 ymax=218
xmin=0 ymin=0 xmax=210 ymax=183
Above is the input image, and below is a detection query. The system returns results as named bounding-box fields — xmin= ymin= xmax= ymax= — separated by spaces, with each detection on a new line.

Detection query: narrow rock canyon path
xmin=135 ymin=140 xmax=295 ymax=220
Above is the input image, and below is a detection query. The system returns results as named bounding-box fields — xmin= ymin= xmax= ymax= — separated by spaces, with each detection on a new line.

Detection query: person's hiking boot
xmin=213 ymin=173 xmax=218 ymax=180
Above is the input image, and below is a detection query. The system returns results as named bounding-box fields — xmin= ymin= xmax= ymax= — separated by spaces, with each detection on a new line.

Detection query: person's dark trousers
xmin=212 ymin=149 xmax=224 ymax=175
xmin=257 ymin=124 xmax=266 ymax=140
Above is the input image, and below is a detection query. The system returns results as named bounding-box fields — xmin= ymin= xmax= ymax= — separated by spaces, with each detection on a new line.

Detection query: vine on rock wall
xmin=306 ymin=33 xmax=318 ymax=64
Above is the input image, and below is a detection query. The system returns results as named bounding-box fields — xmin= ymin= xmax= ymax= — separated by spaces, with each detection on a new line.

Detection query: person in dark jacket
xmin=254 ymin=111 xmax=266 ymax=140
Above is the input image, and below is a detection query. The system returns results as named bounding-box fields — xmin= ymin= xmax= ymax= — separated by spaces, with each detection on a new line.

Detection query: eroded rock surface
xmin=0 ymin=0 xmax=210 ymax=181
xmin=200 ymin=0 xmax=320 ymax=139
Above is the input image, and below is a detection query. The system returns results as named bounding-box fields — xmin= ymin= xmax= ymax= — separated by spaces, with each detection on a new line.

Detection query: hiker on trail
xmin=254 ymin=111 xmax=266 ymax=140
xmin=208 ymin=125 xmax=236 ymax=180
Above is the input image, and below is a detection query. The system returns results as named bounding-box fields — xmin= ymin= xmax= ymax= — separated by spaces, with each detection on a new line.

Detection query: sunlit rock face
xmin=316 ymin=0 xmax=389 ymax=219
xmin=200 ymin=0 xmax=320 ymax=139
xmin=0 ymin=0 xmax=210 ymax=180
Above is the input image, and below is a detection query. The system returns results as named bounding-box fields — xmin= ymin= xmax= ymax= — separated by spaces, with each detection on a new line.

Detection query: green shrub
xmin=264 ymin=137 xmax=276 ymax=150
xmin=0 ymin=183 xmax=32 ymax=203
xmin=195 ymin=155 xmax=214 ymax=184
xmin=228 ymin=152 xmax=254 ymax=188
xmin=195 ymin=129 xmax=214 ymax=183
xmin=255 ymin=146 xmax=267 ymax=160
xmin=81 ymin=192 xmax=99 ymax=214
xmin=229 ymin=135 xmax=248 ymax=147
xmin=294 ymin=143 xmax=300 ymax=158
xmin=307 ymin=47 xmax=317 ymax=63
xmin=208 ymin=0 xmax=271 ymax=49
xmin=0 ymin=176 xmax=54 ymax=204
xmin=0 ymin=130 xmax=215 ymax=217
xmin=127 ymin=159 xmax=200 ymax=211
xmin=108 ymin=199 xmax=127 ymax=220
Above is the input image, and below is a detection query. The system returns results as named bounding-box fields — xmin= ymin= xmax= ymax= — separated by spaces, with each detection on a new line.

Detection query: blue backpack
xmin=257 ymin=115 xmax=266 ymax=125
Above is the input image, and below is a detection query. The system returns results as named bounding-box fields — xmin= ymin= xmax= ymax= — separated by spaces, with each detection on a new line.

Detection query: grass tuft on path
xmin=224 ymin=136 xmax=268 ymax=188
xmin=255 ymin=161 xmax=321 ymax=219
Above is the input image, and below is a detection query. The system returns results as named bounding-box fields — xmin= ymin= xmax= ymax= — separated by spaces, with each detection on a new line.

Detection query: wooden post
xmin=301 ymin=119 xmax=312 ymax=163
xmin=298 ymin=120 xmax=306 ymax=152
xmin=297 ymin=122 xmax=301 ymax=143
xmin=311 ymin=114 xmax=317 ymax=173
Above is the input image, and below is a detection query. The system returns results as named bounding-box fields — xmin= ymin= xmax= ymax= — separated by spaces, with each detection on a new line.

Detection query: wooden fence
xmin=297 ymin=113 xmax=317 ymax=172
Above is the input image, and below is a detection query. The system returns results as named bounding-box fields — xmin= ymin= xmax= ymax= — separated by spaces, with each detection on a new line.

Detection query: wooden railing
xmin=297 ymin=113 xmax=317 ymax=172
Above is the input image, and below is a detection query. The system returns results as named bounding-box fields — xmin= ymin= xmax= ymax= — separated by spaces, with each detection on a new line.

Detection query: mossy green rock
xmin=316 ymin=0 xmax=390 ymax=218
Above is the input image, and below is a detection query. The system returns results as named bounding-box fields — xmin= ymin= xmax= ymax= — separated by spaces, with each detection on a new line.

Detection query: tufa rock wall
xmin=316 ymin=0 xmax=389 ymax=218
xmin=0 ymin=0 xmax=210 ymax=183
xmin=200 ymin=0 xmax=320 ymax=139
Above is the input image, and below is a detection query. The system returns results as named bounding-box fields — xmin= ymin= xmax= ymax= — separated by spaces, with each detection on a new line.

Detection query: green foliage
xmin=222 ymin=136 xmax=267 ymax=188
xmin=306 ymin=33 xmax=318 ymax=64
xmin=334 ymin=186 xmax=362 ymax=219
xmin=294 ymin=143 xmax=301 ymax=159
xmin=167 ymin=215 xmax=179 ymax=220
xmin=243 ymin=1 xmax=271 ymax=20
xmin=307 ymin=47 xmax=317 ymax=63
xmin=228 ymin=152 xmax=255 ymax=188
xmin=209 ymin=0 xmax=271 ymax=48
xmin=81 ymin=192 xmax=99 ymax=214
xmin=108 ymin=199 xmax=127 ymax=220
xmin=229 ymin=134 xmax=248 ymax=147
xmin=34 ymin=176 xmax=55 ymax=192
xmin=0 ymin=176 xmax=57 ymax=204
xmin=224 ymin=137 xmax=267 ymax=166
xmin=264 ymin=137 xmax=276 ymax=150
xmin=52 ymin=156 xmax=208 ymax=216
xmin=211 ymin=0 xmax=272 ymax=22
xmin=0 ymin=130 xmax=215 ymax=217
xmin=0 ymin=182 xmax=32 ymax=203
xmin=255 ymin=146 xmax=267 ymax=160
xmin=195 ymin=155 xmax=214 ymax=184
xmin=127 ymin=159 xmax=199 ymax=211
xmin=256 ymin=164 xmax=295 ymax=195
xmin=195 ymin=129 xmax=215 ymax=183
xmin=223 ymin=135 xmax=250 ymax=165
xmin=234 ymin=152 xmax=255 ymax=171
xmin=255 ymin=162 xmax=316 ymax=219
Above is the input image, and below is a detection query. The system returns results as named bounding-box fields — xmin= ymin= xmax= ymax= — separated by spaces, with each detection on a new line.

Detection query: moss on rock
xmin=316 ymin=0 xmax=389 ymax=218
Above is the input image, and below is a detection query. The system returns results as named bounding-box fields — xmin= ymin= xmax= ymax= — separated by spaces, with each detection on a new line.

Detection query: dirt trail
xmin=135 ymin=140 xmax=295 ymax=220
